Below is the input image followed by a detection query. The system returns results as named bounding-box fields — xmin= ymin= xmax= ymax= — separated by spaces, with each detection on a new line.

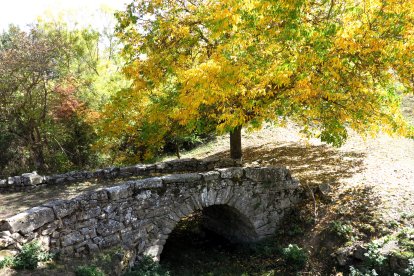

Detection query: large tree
xmin=114 ymin=0 xmax=414 ymax=159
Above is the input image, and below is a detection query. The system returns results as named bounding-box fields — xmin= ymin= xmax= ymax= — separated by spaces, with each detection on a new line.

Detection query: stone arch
xmin=142 ymin=183 xmax=262 ymax=261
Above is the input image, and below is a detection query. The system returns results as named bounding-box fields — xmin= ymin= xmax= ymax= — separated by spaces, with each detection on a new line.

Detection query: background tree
xmin=114 ymin=0 xmax=414 ymax=160
xmin=0 ymin=22 xmax=109 ymax=175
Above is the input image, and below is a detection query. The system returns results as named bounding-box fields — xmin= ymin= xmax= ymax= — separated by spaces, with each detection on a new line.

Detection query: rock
xmin=353 ymin=243 xmax=368 ymax=260
xmin=334 ymin=246 xmax=354 ymax=266
xmin=201 ymin=171 xmax=221 ymax=182
xmin=133 ymin=178 xmax=163 ymax=191
xmin=155 ymin=162 xmax=168 ymax=171
xmin=61 ymin=231 xmax=84 ymax=247
xmin=106 ymin=184 xmax=133 ymax=200
xmin=97 ymin=220 xmax=123 ymax=236
xmin=389 ymin=254 xmax=411 ymax=274
xmin=161 ymin=173 xmax=202 ymax=184
xmin=21 ymin=172 xmax=44 ymax=186
xmin=318 ymin=183 xmax=331 ymax=194
xmin=7 ymin=177 xmax=14 ymax=185
xmin=43 ymin=199 xmax=80 ymax=218
xmin=2 ymin=206 xmax=55 ymax=234
xmin=380 ymin=240 xmax=399 ymax=255
xmin=0 ymin=249 xmax=18 ymax=261
xmin=0 ymin=179 xmax=6 ymax=188
xmin=0 ymin=231 xmax=11 ymax=238
xmin=217 ymin=167 xmax=244 ymax=179
xmin=98 ymin=233 xmax=121 ymax=248
xmin=144 ymin=245 xmax=163 ymax=261
xmin=119 ymin=166 xmax=136 ymax=177
xmin=78 ymin=207 xmax=101 ymax=220
xmin=0 ymin=236 xmax=14 ymax=249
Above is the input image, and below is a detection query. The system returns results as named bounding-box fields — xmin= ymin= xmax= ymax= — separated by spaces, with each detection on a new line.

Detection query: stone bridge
xmin=0 ymin=166 xmax=303 ymax=265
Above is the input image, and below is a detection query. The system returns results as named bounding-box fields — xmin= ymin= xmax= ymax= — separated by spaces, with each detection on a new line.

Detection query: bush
xmin=282 ymin=244 xmax=308 ymax=270
xmin=0 ymin=256 xmax=14 ymax=269
xmin=75 ymin=265 xmax=105 ymax=276
xmin=364 ymin=241 xmax=387 ymax=268
xmin=124 ymin=256 xmax=170 ymax=276
xmin=0 ymin=241 xmax=52 ymax=270
xmin=330 ymin=220 xmax=354 ymax=241
xmin=3 ymin=241 xmax=53 ymax=270
xmin=349 ymin=266 xmax=378 ymax=276
xmin=405 ymin=259 xmax=414 ymax=276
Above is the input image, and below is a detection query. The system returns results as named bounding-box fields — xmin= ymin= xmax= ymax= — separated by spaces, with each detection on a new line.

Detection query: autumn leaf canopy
xmin=107 ymin=0 xmax=414 ymax=156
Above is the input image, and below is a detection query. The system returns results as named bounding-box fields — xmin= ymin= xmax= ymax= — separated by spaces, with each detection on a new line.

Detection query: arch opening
xmin=159 ymin=204 xmax=258 ymax=272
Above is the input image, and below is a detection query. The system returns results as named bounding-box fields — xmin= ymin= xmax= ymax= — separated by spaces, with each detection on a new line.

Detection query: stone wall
xmin=0 ymin=158 xmax=239 ymax=193
xmin=0 ymin=166 xmax=304 ymax=266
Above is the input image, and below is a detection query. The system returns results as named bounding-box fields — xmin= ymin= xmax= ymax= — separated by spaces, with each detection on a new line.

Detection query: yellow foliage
xmin=103 ymin=0 xmax=414 ymax=157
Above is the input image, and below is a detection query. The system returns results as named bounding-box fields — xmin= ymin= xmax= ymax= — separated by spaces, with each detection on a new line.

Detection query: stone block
xmin=7 ymin=177 xmax=14 ymax=185
xmin=119 ymin=166 xmax=135 ymax=177
xmin=106 ymin=184 xmax=133 ymax=201
xmin=97 ymin=219 xmax=123 ymax=236
xmin=161 ymin=173 xmax=201 ymax=184
xmin=0 ymin=236 xmax=15 ymax=249
xmin=43 ymin=199 xmax=79 ymax=218
xmin=2 ymin=207 xmax=55 ymax=234
xmin=87 ymin=242 xmax=99 ymax=253
xmin=217 ymin=167 xmax=244 ymax=179
xmin=99 ymin=233 xmax=121 ymax=248
xmin=61 ymin=231 xmax=84 ymax=247
xmin=200 ymin=171 xmax=220 ymax=181
xmin=78 ymin=206 xmax=101 ymax=220
xmin=144 ymin=245 xmax=163 ymax=261
xmin=0 ymin=179 xmax=7 ymax=188
xmin=21 ymin=172 xmax=44 ymax=186
xmin=133 ymin=178 xmax=163 ymax=191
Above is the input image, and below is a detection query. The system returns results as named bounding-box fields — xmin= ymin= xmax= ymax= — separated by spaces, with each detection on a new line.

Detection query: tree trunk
xmin=230 ymin=126 xmax=242 ymax=160
xmin=175 ymin=142 xmax=181 ymax=159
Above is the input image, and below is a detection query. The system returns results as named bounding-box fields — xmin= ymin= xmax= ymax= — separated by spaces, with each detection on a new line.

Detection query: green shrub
xmin=282 ymin=244 xmax=308 ymax=270
xmin=4 ymin=241 xmax=53 ymax=270
xmin=349 ymin=266 xmax=378 ymax=276
xmin=0 ymin=256 xmax=14 ymax=269
xmin=330 ymin=220 xmax=354 ymax=241
xmin=405 ymin=259 xmax=414 ymax=276
xmin=75 ymin=265 xmax=105 ymax=276
xmin=124 ymin=256 xmax=170 ymax=276
xmin=364 ymin=241 xmax=386 ymax=268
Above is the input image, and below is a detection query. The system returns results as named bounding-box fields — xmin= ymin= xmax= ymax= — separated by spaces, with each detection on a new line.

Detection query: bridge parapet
xmin=0 ymin=158 xmax=239 ymax=193
xmin=0 ymin=166 xmax=304 ymax=265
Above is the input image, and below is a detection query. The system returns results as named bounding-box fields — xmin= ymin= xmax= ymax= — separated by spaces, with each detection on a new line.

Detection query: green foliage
xmin=405 ymin=259 xmax=414 ymax=275
xmin=0 ymin=256 xmax=14 ymax=269
xmin=124 ymin=256 xmax=170 ymax=276
xmin=282 ymin=244 xmax=308 ymax=270
xmin=75 ymin=265 xmax=105 ymax=276
xmin=349 ymin=266 xmax=379 ymax=276
xmin=330 ymin=220 xmax=354 ymax=241
xmin=364 ymin=241 xmax=387 ymax=268
xmin=0 ymin=241 xmax=53 ymax=270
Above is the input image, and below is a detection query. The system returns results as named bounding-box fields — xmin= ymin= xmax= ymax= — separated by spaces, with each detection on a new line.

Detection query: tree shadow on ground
xmin=206 ymin=142 xmax=366 ymax=187
xmin=1 ymin=141 xmax=365 ymax=220
xmin=0 ymin=178 xmax=132 ymax=219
